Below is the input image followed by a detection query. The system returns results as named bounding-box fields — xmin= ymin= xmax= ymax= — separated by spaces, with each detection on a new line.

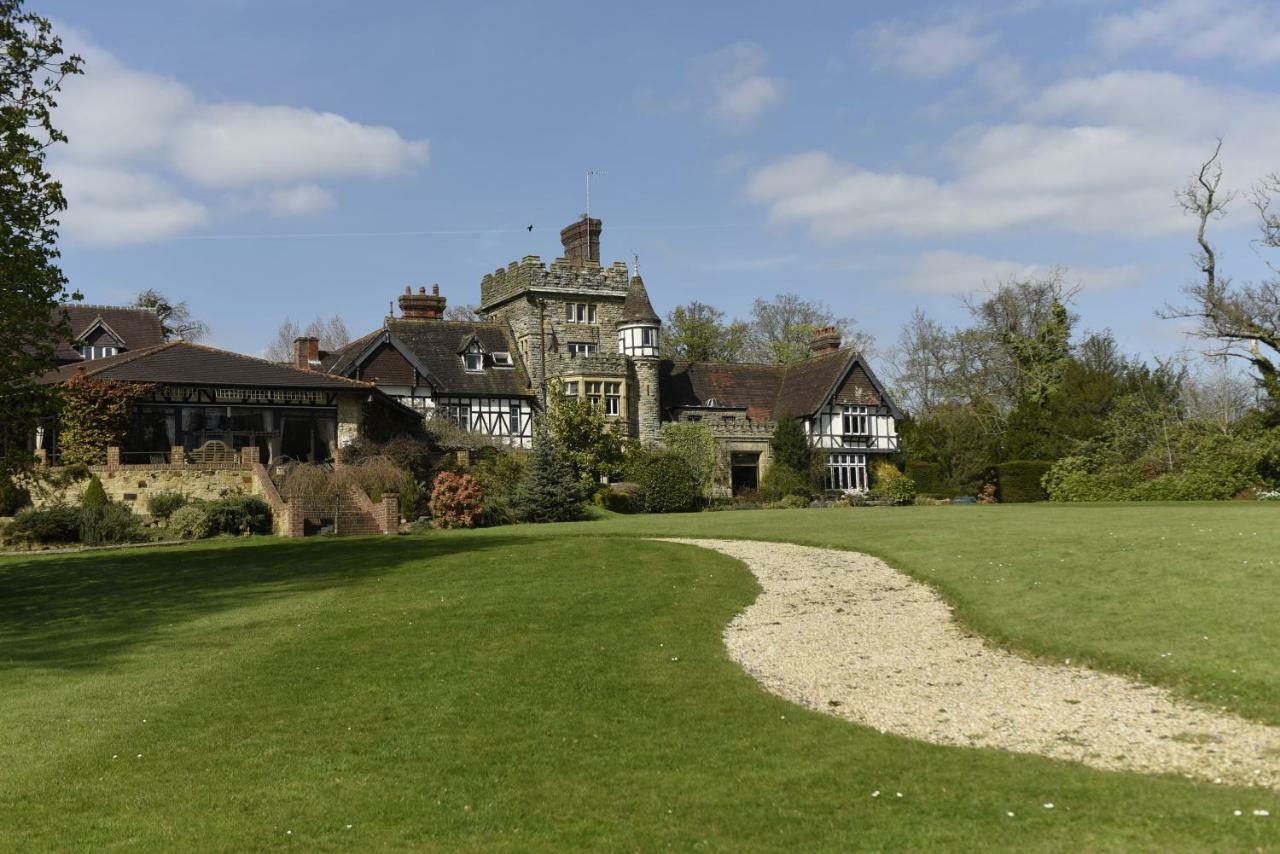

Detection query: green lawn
xmin=1 ymin=504 xmax=1278 ymax=851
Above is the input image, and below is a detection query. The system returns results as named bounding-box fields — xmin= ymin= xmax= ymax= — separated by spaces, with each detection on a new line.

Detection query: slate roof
xmin=660 ymin=349 xmax=899 ymax=421
xmin=52 ymin=304 xmax=166 ymax=362
xmin=40 ymin=341 xmax=380 ymax=392
xmin=325 ymin=319 xmax=533 ymax=397
xmin=619 ymin=275 xmax=660 ymax=325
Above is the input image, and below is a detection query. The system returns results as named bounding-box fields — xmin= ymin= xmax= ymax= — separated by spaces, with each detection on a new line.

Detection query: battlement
xmin=480 ymin=255 xmax=631 ymax=310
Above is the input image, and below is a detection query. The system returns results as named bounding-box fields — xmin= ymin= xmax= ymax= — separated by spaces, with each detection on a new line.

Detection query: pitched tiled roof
xmin=52 ymin=304 xmax=166 ymax=362
xmin=40 ymin=341 xmax=379 ymax=391
xmin=328 ymin=319 xmax=533 ymax=397
xmin=660 ymin=349 xmax=899 ymax=421
xmin=619 ymin=275 xmax=660 ymax=325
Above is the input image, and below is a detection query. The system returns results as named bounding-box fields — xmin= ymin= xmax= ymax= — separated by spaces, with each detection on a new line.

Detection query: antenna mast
xmin=586 ymin=169 xmax=605 ymax=221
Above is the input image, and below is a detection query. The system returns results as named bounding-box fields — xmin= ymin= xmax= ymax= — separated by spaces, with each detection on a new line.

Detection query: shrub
xmin=80 ymin=476 xmax=109 ymax=509
xmin=779 ymin=494 xmax=809 ymax=509
xmin=661 ymin=422 xmax=718 ymax=497
xmin=593 ymin=489 xmax=635 ymax=513
xmin=205 ymin=495 xmax=273 ymax=535
xmin=995 ymin=460 xmax=1052 ymax=503
xmin=1258 ymin=489 xmax=1280 ymax=501
xmin=513 ymin=426 xmax=585 ymax=523
xmin=769 ymin=414 xmax=812 ymax=476
xmin=428 ymin=472 xmax=485 ymax=528
xmin=80 ymin=504 xmax=141 ymax=546
xmin=169 ymin=504 xmax=212 ymax=540
xmin=340 ymin=457 xmax=409 ymax=503
xmin=635 ymin=452 xmax=700 ymax=513
xmin=870 ymin=461 xmax=916 ymax=505
xmin=758 ymin=463 xmax=811 ymax=502
xmin=904 ymin=461 xmax=945 ymax=494
xmin=0 ymin=476 xmax=31 ymax=516
xmin=146 ymin=490 xmax=188 ymax=521
xmin=471 ymin=449 xmax=527 ymax=526
xmin=7 ymin=506 xmax=81 ymax=544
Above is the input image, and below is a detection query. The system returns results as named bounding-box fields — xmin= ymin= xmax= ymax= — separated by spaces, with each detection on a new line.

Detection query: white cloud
xmin=863 ymin=17 xmax=1000 ymax=79
xmin=51 ymin=31 xmax=428 ymax=244
xmin=744 ymin=70 xmax=1280 ymax=238
xmin=1094 ymin=0 xmax=1280 ymax=67
xmin=897 ymin=250 xmax=1141 ymax=294
xmin=694 ymin=42 xmax=784 ymax=128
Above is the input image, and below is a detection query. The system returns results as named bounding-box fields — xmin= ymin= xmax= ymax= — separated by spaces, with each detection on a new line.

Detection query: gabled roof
xmin=39 ymin=341 xmax=380 ymax=392
xmin=52 ymin=304 xmax=166 ymax=362
xmin=619 ymin=275 xmax=660 ymax=325
xmin=325 ymin=319 xmax=533 ymax=398
xmin=659 ymin=348 xmax=900 ymax=421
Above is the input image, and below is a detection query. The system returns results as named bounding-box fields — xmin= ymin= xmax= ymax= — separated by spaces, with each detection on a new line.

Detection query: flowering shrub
xmin=1258 ymin=490 xmax=1280 ymax=502
xmin=429 ymin=472 xmax=485 ymax=528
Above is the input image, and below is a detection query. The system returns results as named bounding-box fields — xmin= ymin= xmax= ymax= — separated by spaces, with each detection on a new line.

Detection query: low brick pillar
xmin=106 ymin=446 xmax=121 ymax=469
xmin=456 ymin=449 xmax=471 ymax=468
xmin=171 ymin=445 xmax=186 ymax=467
xmin=379 ymin=492 xmax=399 ymax=533
xmin=241 ymin=446 xmax=258 ymax=466
xmin=283 ymin=503 xmax=306 ymax=538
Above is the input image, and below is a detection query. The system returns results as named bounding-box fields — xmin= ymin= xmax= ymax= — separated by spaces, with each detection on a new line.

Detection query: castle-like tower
xmin=479 ymin=217 xmax=662 ymax=443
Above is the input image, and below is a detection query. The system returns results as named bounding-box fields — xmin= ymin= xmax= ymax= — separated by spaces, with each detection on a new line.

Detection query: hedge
xmin=904 ymin=461 xmax=945 ymax=494
xmin=996 ymin=460 xmax=1052 ymax=503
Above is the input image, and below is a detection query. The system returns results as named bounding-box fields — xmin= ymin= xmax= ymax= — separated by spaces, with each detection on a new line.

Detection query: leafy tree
xmin=768 ymin=412 xmax=812 ymax=477
xmin=744 ymin=293 xmax=870 ymax=364
xmin=0 ymin=3 xmax=82 ymax=482
xmin=132 ymin=289 xmax=208 ymax=341
xmin=544 ymin=380 xmax=625 ymax=487
xmin=80 ymin=475 xmax=108 ymax=509
xmin=660 ymin=301 xmax=748 ymax=362
xmin=513 ymin=422 xmax=585 ymax=523
xmin=58 ymin=375 xmax=157 ymax=466
xmin=659 ymin=422 xmax=718 ymax=497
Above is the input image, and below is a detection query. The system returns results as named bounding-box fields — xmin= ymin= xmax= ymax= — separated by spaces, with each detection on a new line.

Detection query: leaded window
xmin=825 ymin=453 xmax=867 ymax=492
xmin=842 ymin=405 xmax=869 ymax=436
xmin=604 ymin=382 xmax=621 ymax=416
xmin=585 ymin=381 xmax=603 ymax=407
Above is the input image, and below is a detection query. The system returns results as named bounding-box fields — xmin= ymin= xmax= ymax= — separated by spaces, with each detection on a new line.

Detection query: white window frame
xmin=492 ymin=351 xmax=513 ymax=368
xmin=565 ymin=303 xmax=598 ymax=324
xmin=842 ymin=405 xmax=870 ymax=436
xmin=604 ymin=382 xmax=621 ymax=416
xmin=826 ymin=453 xmax=868 ymax=492
xmin=508 ymin=403 xmax=522 ymax=435
xmin=567 ymin=342 xmax=596 ymax=358
xmin=563 ymin=381 xmax=579 ymax=398
xmin=585 ymin=381 xmax=603 ymax=407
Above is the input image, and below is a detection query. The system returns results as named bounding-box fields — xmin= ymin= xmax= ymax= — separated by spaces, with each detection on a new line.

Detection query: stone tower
xmin=618 ymin=273 xmax=662 ymax=446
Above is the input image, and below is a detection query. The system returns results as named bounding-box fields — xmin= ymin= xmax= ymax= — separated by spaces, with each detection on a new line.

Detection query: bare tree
xmin=266 ymin=315 xmax=351 ymax=363
xmin=1183 ymin=356 xmax=1257 ymax=433
xmin=133 ymin=289 xmax=209 ymax=341
xmin=887 ymin=308 xmax=951 ymax=414
xmin=444 ymin=303 xmax=484 ymax=322
xmin=1161 ymin=141 xmax=1280 ymax=413
xmin=742 ymin=293 xmax=872 ymax=364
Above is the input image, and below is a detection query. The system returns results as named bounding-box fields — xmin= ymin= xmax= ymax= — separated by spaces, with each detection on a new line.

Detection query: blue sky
xmin=40 ymin=0 xmax=1280 ymax=364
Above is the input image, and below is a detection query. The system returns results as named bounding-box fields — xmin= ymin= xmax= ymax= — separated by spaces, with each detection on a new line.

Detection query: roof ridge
xmin=70 ymin=341 xmax=177 ymax=378
xmin=182 ymin=341 xmax=376 ymax=387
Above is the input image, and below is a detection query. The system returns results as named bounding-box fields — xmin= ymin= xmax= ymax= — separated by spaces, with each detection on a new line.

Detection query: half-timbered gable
xmin=52 ymin=304 xmax=166 ymax=365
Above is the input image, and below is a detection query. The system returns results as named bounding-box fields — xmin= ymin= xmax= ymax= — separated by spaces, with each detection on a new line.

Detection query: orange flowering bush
xmin=428 ymin=471 xmax=485 ymax=528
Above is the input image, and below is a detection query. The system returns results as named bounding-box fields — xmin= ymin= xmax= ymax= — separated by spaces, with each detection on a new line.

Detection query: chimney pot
xmin=432 ymin=283 xmax=439 ymax=296
xmin=404 ymin=286 xmax=411 ymax=295
xmin=398 ymin=284 xmax=447 ymax=320
xmin=809 ymin=326 xmax=842 ymax=357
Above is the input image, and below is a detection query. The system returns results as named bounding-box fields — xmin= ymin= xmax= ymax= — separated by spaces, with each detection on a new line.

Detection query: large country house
xmin=311 ymin=216 xmax=900 ymax=493
xmin=32 ymin=216 xmax=898 ymax=493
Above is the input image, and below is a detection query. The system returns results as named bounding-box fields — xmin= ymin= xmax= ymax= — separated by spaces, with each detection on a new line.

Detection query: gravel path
xmin=664 ymin=538 xmax=1280 ymax=790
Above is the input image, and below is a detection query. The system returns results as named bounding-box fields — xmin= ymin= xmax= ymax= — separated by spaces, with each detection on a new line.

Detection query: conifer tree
xmin=769 ymin=412 xmax=812 ymax=475
xmin=513 ymin=422 xmax=585 ymax=523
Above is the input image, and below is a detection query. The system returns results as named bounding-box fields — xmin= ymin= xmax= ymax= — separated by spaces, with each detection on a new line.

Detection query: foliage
xmin=132 ymin=289 xmax=207 ymax=341
xmin=0 ymin=475 xmax=31 ymax=515
xmin=593 ymin=489 xmax=636 ymax=513
xmin=903 ymin=460 xmax=945 ymax=494
xmin=544 ymin=380 xmax=625 ymax=487
xmin=204 ymin=495 xmax=273 ymax=536
xmin=659 ymin=301 xmax=748 ymax=362
xmin=341 ymin=456 xmax=409 ymax=503
xmin=146 ymin=490 xmax=187 ymax=521
xmin=768 ymin=414 xmax=812 ymax=477
xmin=633 ymin=451 xmax=700 ymax=513
xmin=398 ymin=473 xmax=427 ymax=521
xmin=428 ymin=471 xmax=485 ymax=529
xmin=0 ymin=2 xmax=82 ymax=484
xmin=469 ymin=448 xmax=526 ymax=525
xmin=995 ymin=461 xmax=1051 ymax=503
xmin=744 ymin=293 xmax=867 ymax=364
xmin=513 ymin=424 xmax=585 ymax=523
xmin=660 ymin=422 xmax=718 ymax=497
xmin=80 ymin=475 xmax=108 ymax=509
xmin=758 ymin=463 xmax=811 ymax=502
xmin=869 ymin=462 xmax=916 ymax=505
xmin=79 ymin=504 xmax=140 ymax=546
xmin=168 ymin=504 xmax=211 ymax=540
xmin=339 ymin=434 xmax=437 ymax=484
xmin=6 ymin=504 xmax=79 ymax=543
xmin=777 ymin=494 xmax=810 ymax=509
xmin=58 ymin=375 xmax=157 ymax=466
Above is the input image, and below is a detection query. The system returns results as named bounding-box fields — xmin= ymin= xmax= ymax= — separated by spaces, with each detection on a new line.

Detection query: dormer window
xmin=462 ymin=341 xmax=484 ymax=372
xmin=79 ymin=345 xmax=119 ymax=360
xmin=492 ymin=351 xmax=513 ymax=368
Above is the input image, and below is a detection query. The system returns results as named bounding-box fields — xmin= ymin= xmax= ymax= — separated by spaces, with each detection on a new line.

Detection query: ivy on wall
xmin=58 ymin=375 xmax=157 ymax=466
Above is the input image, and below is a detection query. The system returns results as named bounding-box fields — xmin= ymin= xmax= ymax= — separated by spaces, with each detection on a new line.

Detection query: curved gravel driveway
xmin=663 ymin=538 xmax=1280 ymax=790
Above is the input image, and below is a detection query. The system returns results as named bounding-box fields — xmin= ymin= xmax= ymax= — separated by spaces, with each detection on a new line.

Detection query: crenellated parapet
xmin=480 ymin=255 xmax=631 ymax=311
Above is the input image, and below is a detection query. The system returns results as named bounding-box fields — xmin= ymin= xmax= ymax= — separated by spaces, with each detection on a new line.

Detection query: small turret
xmin=617 ymin=274 xmax=660 ymax=358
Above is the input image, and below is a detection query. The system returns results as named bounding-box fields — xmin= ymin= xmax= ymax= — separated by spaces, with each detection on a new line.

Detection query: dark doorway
xmin=730 ymin=452 xmax=760 ymax=495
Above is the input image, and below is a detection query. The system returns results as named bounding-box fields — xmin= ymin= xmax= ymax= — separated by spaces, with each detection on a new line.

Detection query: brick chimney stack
xmin=293 ymin=336 xmax=320 ymax=370
xmin=809 ymin=326 xmax=842 ymax=357
xmin=560 ymin=217 xmax=601 ymax=265
xmin=398 ymin=284 xmax=447 ymax=319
